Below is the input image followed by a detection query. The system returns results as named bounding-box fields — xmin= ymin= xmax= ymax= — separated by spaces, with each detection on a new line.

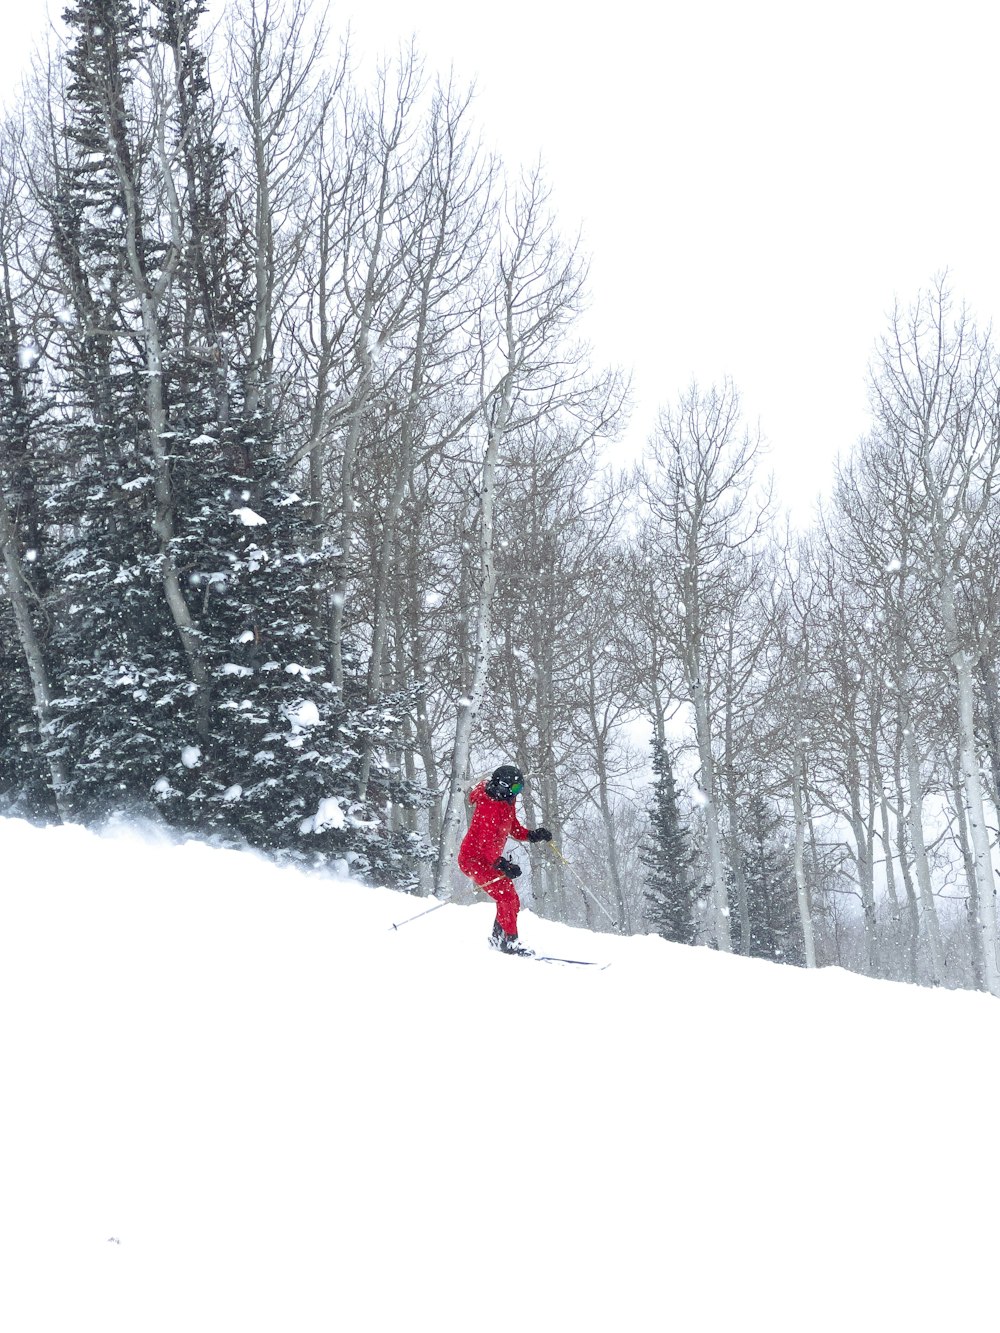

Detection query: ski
xmin=488 ymin=936 xmax=608 ymax=968
xmin=492 ymin=949 xmax=607 ymax=968
xmin=534 ymin=954 xmax=608 ymax=968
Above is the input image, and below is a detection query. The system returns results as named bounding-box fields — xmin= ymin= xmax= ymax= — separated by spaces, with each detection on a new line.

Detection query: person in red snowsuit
xmin=458 ymin=764 xmax=551 ymax=954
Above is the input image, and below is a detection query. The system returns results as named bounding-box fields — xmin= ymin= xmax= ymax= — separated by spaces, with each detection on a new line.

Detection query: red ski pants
xmin=470 ymin=870 xmax=520 ymax=935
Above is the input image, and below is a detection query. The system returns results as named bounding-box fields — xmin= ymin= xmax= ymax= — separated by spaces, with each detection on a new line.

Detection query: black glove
xmin=495 ymin=856 xmax=521 ymax=879
xmin=528 ymin=827 xmax=552 ymax=843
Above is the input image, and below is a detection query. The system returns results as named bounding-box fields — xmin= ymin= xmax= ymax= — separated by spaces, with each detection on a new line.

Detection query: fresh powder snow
xmin=1 ymin=816 xmax=998 ymax=1332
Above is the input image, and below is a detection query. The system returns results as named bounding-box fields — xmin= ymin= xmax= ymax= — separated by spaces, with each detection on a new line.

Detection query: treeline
xmin=1 ymin=1 xmax=999 ymax=996
xmin=633 ymin=287 xmax=1000 ymax=997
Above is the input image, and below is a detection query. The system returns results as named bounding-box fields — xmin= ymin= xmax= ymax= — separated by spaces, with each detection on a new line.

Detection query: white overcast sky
xmin=4 ymin=1 xmax=1000 ymax=522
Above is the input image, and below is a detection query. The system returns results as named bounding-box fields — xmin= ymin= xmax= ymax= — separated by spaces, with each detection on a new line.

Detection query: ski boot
xmin=489 ymin=919 xmax=534 ymax=957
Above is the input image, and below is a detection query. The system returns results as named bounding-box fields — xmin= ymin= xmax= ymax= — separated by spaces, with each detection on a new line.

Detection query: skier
xmin=458 ymin=764 xmax=551 ymax=955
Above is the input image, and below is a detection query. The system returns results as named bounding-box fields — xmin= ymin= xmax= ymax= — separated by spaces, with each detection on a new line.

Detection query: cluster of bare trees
xmin=0 ymin=2 xmax=998 ymax=993
xmin=622 ymin=283 xmax=1000 ymax=994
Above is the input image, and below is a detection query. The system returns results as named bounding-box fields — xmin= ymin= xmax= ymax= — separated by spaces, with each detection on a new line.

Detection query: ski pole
xmin=547 ymin=841 xmax=619 ymax=928
xmin=388 ymin=900 xmax=448 ymax=932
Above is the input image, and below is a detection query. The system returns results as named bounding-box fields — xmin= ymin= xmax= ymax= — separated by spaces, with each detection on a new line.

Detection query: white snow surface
xmin=2 ymin=816 xmax=998 ymax=1332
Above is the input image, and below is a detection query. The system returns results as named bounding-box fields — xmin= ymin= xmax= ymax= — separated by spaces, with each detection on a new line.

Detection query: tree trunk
xmin=951 ymin=650 xmax=1000 ymax=993
xmin=891 ymin=724 xmax=922 ymax=982
xmin=845 ymin=723 xmax=877 ymax=975
xmin=588 ymin=686 xmax=629 ymax=932
xmin=877 ymin=783 xmax=905 ymax=981
xmin=725 ymin=785 xmax=751 ymax=954
xmin=976 ymin=653 xmax=1000 ymax=814
xmin=791 ymin=744 xmax=816 ymax=968
xmin=111 ymin=67 xmax=211 ymax=719
xmin=358 ymin=262 xmax=438 ymax=800
xmin=691 ymin=667 xmax=731 ymax=950
xmin=939 ymin=572 xmax=1000 ymax=993
xmin=0 ymin=486 xmax=69 ymax=816
xmin=901 ymin=697 xmax=945 ymax=985
xmin=435 ymin=381 xmax=512 ymax=894
xmin=951 ymin=753 xmax=987 ymax=991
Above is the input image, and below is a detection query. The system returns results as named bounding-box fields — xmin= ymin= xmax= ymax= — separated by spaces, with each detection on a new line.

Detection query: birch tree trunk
xmin=941 ymin=573 xmax=1000 ymax=994
xmin=791 ymin=744 xmax=816 ymax=968
xmin=722 ymin=640 xmax=751 ymax=953
xmin=951 ymin=753 xmax=987 ymax=991
xmin=901 ymin=694 xmax=945 ymax=984
xmin=434 ymin=379 xmax=512 ymax=894
xmin=876 ymin=779 xmax=905 ymax=978
xmin=0 ymin=485 xmax=69 ymax=815
xmin=892 ymin=723 xmax=922 ymax=982
xmin=691 ymin=667 xmax=731 ymax=950
xmin=586 ymin=669 xmax=630 ymax=932
xmin=846 ymin=725 xmax=878 ymax=975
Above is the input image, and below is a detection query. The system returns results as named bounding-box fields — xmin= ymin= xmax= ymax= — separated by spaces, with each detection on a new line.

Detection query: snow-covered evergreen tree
xmin=42 ymin=0 xmax=194 ymax=814
xmin=641 ymin=738 xmax=694 ymax=943
xmin=12 ymin=0 xmax=430 ymax=881
xmin=732 ymin=791 xmax=803 ymax=964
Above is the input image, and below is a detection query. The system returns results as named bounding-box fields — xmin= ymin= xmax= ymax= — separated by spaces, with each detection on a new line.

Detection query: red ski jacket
xmin=457 ymin=781 xmax=531 ymax=885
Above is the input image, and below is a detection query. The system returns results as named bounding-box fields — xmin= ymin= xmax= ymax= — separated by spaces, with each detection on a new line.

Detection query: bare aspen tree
xmin=869 ymin=282 xmax=1000 ymax=994
xmin=829 ymin=431 xmax=947 ymax=983
xmin=714 ymin=546 xmax=773 ymax=954
xmin=399 ymin=464 xmax=458 ymax=853
xmin=640 ymin=379 xmax=769 ymax=951
xmin=355 ymin=81 xmax=497 ymax=801
xmin=227 ymin=0 xmax=331 ymax=421
xmin=434 ymin=377 xmax=509 ymax=892
xmin=808 ymin=549 xmax=881 ymax=975
xmin=575 ymin=554 xmax=637 ymax=932
xmin=519 ymin=469 xmax=634 ymax=926
xmin=434 ymin=168 xmax=602 ymax=892
xmin=831 ymin=444 xmax=944 ymax=980
xmin=485 ymin=416 xmax=629 ymax=921
xmin=772 ymin=536 xmax=819 ymax=968
xmin=957 ymin=496 xmax=1000 ymax=986
xmin=949 ymin=751 xmax=988 ymax=989
xmin=320 ymin=49 xmax=426 ymax=694
xmin=629 ymin=526 xmax=683 ymax=750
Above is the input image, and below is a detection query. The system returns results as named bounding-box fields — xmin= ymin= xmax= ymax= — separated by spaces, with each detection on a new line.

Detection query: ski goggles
xmin=509 ymin=780 xmax=523 ymax=796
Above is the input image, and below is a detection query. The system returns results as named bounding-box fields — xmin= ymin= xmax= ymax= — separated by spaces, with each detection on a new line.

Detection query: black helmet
xmin=485 ymin=764 xmax=524 ymax=801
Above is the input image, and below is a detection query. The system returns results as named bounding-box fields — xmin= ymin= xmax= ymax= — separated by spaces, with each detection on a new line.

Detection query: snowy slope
xmin=2 ymin=817 xmax=998 ymax=1333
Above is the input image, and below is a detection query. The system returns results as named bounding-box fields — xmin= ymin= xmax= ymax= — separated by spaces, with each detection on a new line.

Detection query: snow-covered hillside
xmin=2 ymin=817 xmax=998 ymax=1332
